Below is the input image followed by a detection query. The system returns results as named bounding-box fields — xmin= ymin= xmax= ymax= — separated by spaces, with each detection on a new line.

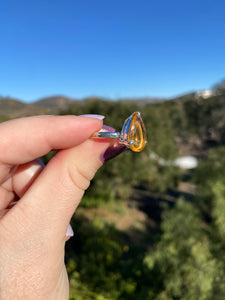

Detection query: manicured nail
xmin=101 ymin=125 xmax=116 ymax=132
xmin=80 ymin=114 xmax=105 ymax=120
xmin=36 ymin=158 xmax=45 ymax=168
xmin=100 ymin=141 xmax=127 ymax=162
xmin=66 ymin=224 xmax=74 ymax=237
xmin=99 ymin=125 xmax=126 ymax=162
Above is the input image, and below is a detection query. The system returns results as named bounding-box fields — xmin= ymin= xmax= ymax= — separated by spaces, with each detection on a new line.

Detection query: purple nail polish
xmin=101 ymin=141 xmax=127 ymax=162
xmin=101 ymin=125 xmax=116 ymax=132
xmin=66 ymin=224 xmax=74 ymax=237
xmin=80 ymin=114 xmax=105 ymax=120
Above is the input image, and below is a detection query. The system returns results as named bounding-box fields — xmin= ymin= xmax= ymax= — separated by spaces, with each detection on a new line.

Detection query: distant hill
xmin=0 ymin=95 xmax=79 ymax=118
xmin=0 ymin=98 xmax=49 ymax=118
xmin=33 ymin=96 xmax=76 ymax=112
xmin=0 ymin=95 xmax=167 ymax=119
xmin=0 ymin=91 xmax=216 ymax=120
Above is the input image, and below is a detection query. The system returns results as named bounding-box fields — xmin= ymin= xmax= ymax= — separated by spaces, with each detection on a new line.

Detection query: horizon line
xmin=0 ymin=89 xmax=206 ymax=103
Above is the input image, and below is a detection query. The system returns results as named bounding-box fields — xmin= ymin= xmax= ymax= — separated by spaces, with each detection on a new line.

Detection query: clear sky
xmin=1 ymin=0 xmax=225 ymax=102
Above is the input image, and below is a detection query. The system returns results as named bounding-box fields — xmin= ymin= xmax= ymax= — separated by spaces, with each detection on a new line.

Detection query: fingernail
xmin=99 ymin=125 xmax=126 ymax=162
xmin=66 ymin=224 xmax=74 ymax=237
xmin=100 ymin=141 xmax=127 ymax=162
xmin=36 ymin=158 xmax=45 ymax=168
xmin=101 ymin=125 xmax=115 ymax=132
xmin=80 ymin=114 xmax=105 ymax=120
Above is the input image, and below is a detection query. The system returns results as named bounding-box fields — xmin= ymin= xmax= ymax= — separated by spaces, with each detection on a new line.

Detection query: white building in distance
xmin=195 ymin=89 xmax=215 ymax=99
xmin=150 ymin=152 xmax=198 ymax=170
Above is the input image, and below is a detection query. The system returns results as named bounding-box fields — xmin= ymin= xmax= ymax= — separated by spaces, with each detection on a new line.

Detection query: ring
xmin=92 ymin=111 xmax=147 ymax=152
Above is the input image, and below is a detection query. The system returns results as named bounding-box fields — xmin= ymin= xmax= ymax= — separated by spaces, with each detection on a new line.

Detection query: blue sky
xmin=0 ymin=0 xmax=225 ymax=102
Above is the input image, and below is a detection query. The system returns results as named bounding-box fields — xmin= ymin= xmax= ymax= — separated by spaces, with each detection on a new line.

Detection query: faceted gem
xmin=127 ymin=112 xmax=147 ymax=152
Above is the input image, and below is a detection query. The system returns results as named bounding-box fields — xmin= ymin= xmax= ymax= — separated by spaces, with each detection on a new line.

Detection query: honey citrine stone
xmin=127 ymin=112 xmax=147 ymax=152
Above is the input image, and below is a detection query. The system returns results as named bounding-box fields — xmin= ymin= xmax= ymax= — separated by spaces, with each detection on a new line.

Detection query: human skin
xmin=0 ymin=115 xmax=118 ymax=300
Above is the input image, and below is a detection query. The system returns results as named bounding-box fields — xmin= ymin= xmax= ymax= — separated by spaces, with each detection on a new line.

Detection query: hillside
xmin=33 ymin=95 xmax=76 ymax=112
xmin=0 ymin=95 xmax=169 ymax=119
xmin=0 ymin=98 xmax=49 ymax=118
xmin=0 ymin=96 xmax=76 ymax=118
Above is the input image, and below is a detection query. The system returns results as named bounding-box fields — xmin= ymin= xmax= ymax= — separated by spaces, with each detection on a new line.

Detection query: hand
xmin=0 ymin=115 xmax=117 ymax=299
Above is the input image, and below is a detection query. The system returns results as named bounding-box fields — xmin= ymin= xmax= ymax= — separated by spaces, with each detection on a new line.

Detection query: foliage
xmin=66 ymin=216 xmax=152 ymax=300
xmin=144 ymin=199 xmax=216 ymax=300
xmin=166 ymin=94 xmax=225 ymax=145
xmin=193 ymin=146 xmax=225 ymax=215
xmin=212 ymin=78 xmax=225 ymax=95
xmin=144 ymin=147 xmax=225 ymax=299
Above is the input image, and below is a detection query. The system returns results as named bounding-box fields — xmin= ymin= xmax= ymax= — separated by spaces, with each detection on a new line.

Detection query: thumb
xmin=4 ymin=137 xmax=114 ymax=241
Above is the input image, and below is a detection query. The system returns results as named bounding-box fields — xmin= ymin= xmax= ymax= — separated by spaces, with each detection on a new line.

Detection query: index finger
xmin=0 ymin=115 xmax=103 ymax=165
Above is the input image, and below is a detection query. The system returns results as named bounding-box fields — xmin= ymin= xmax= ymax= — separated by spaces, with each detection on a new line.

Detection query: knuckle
xmin=67 ymin=163 xmax=91 ymax=191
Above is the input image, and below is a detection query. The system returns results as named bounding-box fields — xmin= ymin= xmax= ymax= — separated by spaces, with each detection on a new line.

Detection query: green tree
xmin=212 ymin=79 xmax=225 ymax=95
xmin=66 ymin=216 xmax=152 ymax=300
xmin=144 ymin=147 xmax=225 ymax=299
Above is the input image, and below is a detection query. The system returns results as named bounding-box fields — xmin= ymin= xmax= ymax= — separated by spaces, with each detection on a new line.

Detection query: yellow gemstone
xmin=127 ymin=112 xmax=147 ymax=152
